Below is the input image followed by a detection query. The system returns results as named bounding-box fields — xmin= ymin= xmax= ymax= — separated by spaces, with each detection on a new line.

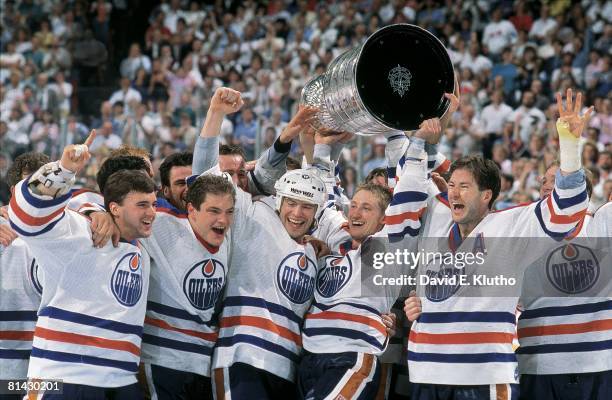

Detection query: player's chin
xmin=138 ymin=223 xmax=153 ymax=237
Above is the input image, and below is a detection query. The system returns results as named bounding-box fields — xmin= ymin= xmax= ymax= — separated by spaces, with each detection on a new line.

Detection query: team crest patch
xmin=29 ymin=258 xmax=43 ymax=295
xmin=316 ymin=256 xmax=352 ymax=298
xmin=277 ymin=252 xmax=316 ymax=304
xmin=546 ymin=244 xmax=600 ymax=294
xmin=424 ymin=265 xmax=462 ymax=302
xmin=183 ymin=259 xmax=225 ymax=310
xmin=111 ymin=252 xmax=144 ymax=306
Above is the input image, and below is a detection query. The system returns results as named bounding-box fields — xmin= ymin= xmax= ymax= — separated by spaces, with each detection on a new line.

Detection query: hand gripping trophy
xmin=300 ymin=24 xmax=455 ymax=135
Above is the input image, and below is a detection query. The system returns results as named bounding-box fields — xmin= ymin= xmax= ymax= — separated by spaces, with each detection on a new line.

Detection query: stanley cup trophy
xmin=301 ymin=24 xmax=455 ymax=135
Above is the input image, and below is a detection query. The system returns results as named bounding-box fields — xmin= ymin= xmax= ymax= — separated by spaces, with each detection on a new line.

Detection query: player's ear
xmin=482 ymin=189 xmax=492 ymax=204
xmin=109 ymin=201 xmax=120 ymax=217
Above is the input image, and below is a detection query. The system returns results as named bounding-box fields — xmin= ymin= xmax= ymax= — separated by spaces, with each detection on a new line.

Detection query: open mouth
xmin=212 ymin=226 xmax=225 ymax=235
xmin=451 ymin=203 xmax=465 ymax=212
xmin=350 ymin=220 xmax=365 ymax=227
xmin=288 ymin=217 xmax=305 ymax=228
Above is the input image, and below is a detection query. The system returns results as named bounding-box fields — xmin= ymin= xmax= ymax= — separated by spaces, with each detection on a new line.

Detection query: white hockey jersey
xmin=0 ymin=218 xmax=41 ymax=380
xmin=8 ymin=176 xmax=150 ymax=387
xmin=139 ymin=199 xmax=229 ymax=377
xmin=210 ymin=177 xmax=319 ymax=382
xmin=517 ymin=202 xmax=612 ymax=375
xmin=303 ymin=150 xmax=429 ymax=355
xmin=408 ymin=170 xmax=590 ymax=386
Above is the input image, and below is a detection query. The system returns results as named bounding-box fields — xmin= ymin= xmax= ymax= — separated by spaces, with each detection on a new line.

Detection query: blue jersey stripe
xmin=519 ymin=300 xmax=612 ymax=320
xmin=30 ymin=347 xmax=138 ymax=372
xmin=534 ymin=200 xmax=573 ymax=240
xmin=312 ymin=301 xmax=380 ymax=317
xmin=303 ymin=327 xmax=384 ymax=350
xmin=20 ymin=177 xmax=72 ymax=209
xmin=223 ymin=296 xmax=302 ymax=324
xmin=142 ymin=334 xmax=212 ymax=355
xmin=419 ymin=311 xmax=516 ymax=324
xmin=388 ymin=225 xmax=421 ymax=241
xmin=0 ymin=310 xmax=38 ymax=321
xmin=10 ymin=213 xmax=65 ymax=237
xmin=552 ymin=187 xmax=587 ymax=210
xmin=147 ymin=301 xmax=209 ymax=325
xmin=408 ymin=351 xmax=517 ymax=363
xmin=390 ymin=191 xmax=428 ymax=207
xmin=516 ymin=339 xmax=612 ymax=355
xmin=216 ymin=334 xmax=299 ymax=363
xmin=0 ymin=349 xmax=31 ymax=359
xmin=38 ymin=307 xmax=143 ymax=336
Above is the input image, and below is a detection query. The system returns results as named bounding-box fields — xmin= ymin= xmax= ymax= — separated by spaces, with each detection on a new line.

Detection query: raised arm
xmin=537 ymin=88 xmax=594 ymax=237
xmin=8 ymin=131 xmax=96 ymax=240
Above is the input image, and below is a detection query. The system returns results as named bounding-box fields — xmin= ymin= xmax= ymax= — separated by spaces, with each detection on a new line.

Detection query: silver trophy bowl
xmin=300 ymin=23 xmax=455 ymax=136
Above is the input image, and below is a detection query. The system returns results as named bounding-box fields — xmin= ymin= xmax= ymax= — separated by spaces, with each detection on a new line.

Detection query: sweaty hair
xmin=159 ymin=151 xmax=193 ymax=188
xmin=97 ymin=156 xmax=150 ymax=193
xmin=103 ymin=170 xmax=156 ymax=211
xmin=219 ymin=144 xmax=246 ymax=161
xmin=185 ymin=174 xmax=235 ymax=210
xmin=449 ymin=156 xmax=501 ymax=209
xmin=354 ymin=183 xmax=392 ymax=213
xmin=7 ymin=152 xmax=50 ymax=189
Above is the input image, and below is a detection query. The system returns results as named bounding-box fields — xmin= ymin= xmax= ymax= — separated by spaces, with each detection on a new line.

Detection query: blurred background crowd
xmin=0 ymin=0 xmax=610 ymax=209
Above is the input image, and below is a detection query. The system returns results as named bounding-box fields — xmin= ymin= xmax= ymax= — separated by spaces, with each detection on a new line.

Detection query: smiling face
xmin=110 ymin=192 xmax=157 ymax=240
xmin=447 ymin=168 xmax=491 ymax=228
xmin=279 ymin=197 xmax=317 ymax=240
xmin=188 ymin=193 xmax=235 ymax=247
xmin=163 ymin=165 xmax=192 ymax=211
xmin=348 ymin=189 xmax=385 ymax=242
xmin=219 ymin=154 xmax=247 ymax=191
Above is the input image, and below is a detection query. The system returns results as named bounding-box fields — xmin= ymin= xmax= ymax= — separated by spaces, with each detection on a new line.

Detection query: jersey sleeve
xmin=384 ymin=138 xmax=429 ymax=241
xmin=246 ymin=138 xmax=290 ymax=196
xmin=535 ymin=169 xmax=590 ymax=238
xmin=8 ymin=176 xmax=72 ymax=240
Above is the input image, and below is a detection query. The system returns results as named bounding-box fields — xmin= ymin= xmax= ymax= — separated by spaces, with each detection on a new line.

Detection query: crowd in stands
xmin=0 ymin=0 xmax=611 ymax=209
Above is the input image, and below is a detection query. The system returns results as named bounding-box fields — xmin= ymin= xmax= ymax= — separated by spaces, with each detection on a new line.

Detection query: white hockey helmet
xmin=274 ymin=169 xmax=327 ymax=216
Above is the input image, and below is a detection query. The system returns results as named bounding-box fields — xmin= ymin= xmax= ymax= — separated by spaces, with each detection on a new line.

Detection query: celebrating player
xmin=8 ymin=132 xmax=157 ymax=399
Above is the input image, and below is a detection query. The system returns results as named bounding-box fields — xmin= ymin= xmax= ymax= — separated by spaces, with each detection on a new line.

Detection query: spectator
xmin=512 ymin=90 xmax=547 ymax=144
xmin=480 ymin=90 xmax=514 ymax=158
xmin=120 ymin=42 xmax=152 ymax=81
xmin=482 ymin=7 xmax=518 ymax=59
xmin=109 ymin=76 xmax=142 ymax=108
xmin=233 ymin=107 xmax=258 ymax=160
xmin=89 ymin=120 xmax=122 ymax=152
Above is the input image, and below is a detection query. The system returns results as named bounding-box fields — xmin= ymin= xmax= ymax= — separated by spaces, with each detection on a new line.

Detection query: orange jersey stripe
xmin=306 ymin=311 xmax=387 ymax=337
xmin=220 ymin=316 xmax=302 ymax=346
xmin=34 ymin=326 xmax=140 ymax=356
xmin=518 ymin=319 xmax=612 ymax=338
xmin=546 ymin=195 xmax=587 ymax=224
xmin=434 ymin=159 xmax=451 ymax=174
xmin=384 ymin=207 xmax=426 ymax=225
xmin=0 ymin=330 xmax=34 ymax=340
xmin=144 ymin=317 xmax=218 ymax=342
xmin=10 ymin=195 xmax=64 ymax=227
xmin=409 ymin=330 xmax=514 ymax=345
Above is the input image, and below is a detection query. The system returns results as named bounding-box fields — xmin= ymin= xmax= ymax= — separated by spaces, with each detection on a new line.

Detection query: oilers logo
xmin=424 ymin=265 xmax=462 ymax=302
xmin=277 ymin=252 xmax=316 ymax=304
xmin=183 ymin=259 xmax=225 ymax=310
xmin=29 ymin=259 xmax=43 ymax=295
xmin=316 ymin=256 xmax=352 ymax=298
xmin=546 ymin=244 xmax=600 ymax=294
xmin=111 ymin=252 xmax=144 ymax=307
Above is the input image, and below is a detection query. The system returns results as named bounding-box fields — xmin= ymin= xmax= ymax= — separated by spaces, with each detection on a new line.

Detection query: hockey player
xmin=403 ymin=89 xmax=593 ymax=399
xmin=190 ymin=88 xmax=332 ymax=398
xmin=158 ymin=151 xmax=193 ymax=211
xmin=298 ymin=121 xmax=438 ymax=399
xmin=138 ymin=174 xmax=236 ymax=400
xmin=1 ymin=151 xmax=123 ymax=396
xmin=8 ymin=132 xmax=157 ymax=399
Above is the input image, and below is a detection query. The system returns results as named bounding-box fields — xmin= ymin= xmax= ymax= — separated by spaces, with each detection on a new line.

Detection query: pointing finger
xmin=83 ymin=129 xmax=96 ymax=147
